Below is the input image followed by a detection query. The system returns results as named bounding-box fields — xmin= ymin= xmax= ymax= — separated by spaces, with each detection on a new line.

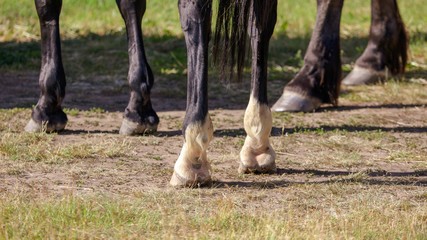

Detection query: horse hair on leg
xmin=239 ymin=0 xmax=277 ymax=174
xmin=272 ymin=0 xmax=343 ymax=113
xmin=116 ymin=0 xmax=159 ymax=135
xmin=343 ymin=0 xmax=409 ymax=85
xmin=170 ymin=0 xmax=213 ymax=187
xmin=26 ymin=0 xmax=67 ymax=132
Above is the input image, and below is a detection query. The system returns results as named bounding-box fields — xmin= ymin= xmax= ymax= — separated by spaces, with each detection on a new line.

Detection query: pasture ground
xmin=1 ymin=0 xmax=426 ymax=239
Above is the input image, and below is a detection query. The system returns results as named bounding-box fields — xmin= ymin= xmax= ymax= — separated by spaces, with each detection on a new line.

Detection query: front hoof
xmin=119 ymin=119 xmax=158 ymax=136
xmin=24 ymin=118 xmax=66 ymax=133
xmin=170 ymin=171 xmax=212 ymax=188
xmin=170 ymin=149 xmax=212 ymax=187
xmin=342 ymin=66 xmax=386 ymax=86
xmin=238 ymin=162 xmax=276 ymax=174
xmin=239 ymin=138 xmax=277 ymax=174
xmin=271 ymin=90 xmax=322 ymax=112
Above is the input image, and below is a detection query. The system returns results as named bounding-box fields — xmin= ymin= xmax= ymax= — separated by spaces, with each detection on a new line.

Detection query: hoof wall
xmin=271 ymin=91 xmax=321 ymax=112
xmin=238 ymin=162 xmax=277 ymax=174
xmin=170 ymin=171 xmax=212 ymax=188
xmin=119 ymin=119 xmax=157 ymax=136
xmin=342 ymin=66 xmax=386 ymax=86
xmin=24 ymin=119 xmax=66 ymax=133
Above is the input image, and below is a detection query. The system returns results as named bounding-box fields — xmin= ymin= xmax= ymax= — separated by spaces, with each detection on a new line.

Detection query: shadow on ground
xmin=214 ymin=177 xmax=427 ymax=189
xmin=213 ymin=167 xmax=427 ymax=189
xmin=1 ymin=32 xmax=426 ymax=111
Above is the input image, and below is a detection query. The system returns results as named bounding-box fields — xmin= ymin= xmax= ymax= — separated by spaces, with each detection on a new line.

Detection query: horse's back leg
xmin=271 ymin=0 xmax=344 ymax=112
xmin=116 ymin=0 xmax=159 ymax=135
xmin=170 ymin=0 xmax=213 ymax=187
xmin=26 ymin=0 xmax=67 ymax=132
xmin=239 ymin=1 xmax=277 ymax=174
xmin=342 ymin=0 xmax=408 ymax=85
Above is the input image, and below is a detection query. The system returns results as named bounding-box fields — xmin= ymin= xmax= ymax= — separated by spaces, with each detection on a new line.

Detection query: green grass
xmin=1 ymin=107 xmax=426 ymax=238
xmin=1 ymin=0 xmax=425 ymax=96
xmin=0 ymin=131 xmax=131 ymax=164
xmin=1 ymin=1 xmax=426 ymax=239
xmin=1 ymin=186 xmax=425 ymax=239
xmin=1 ymin=0 xmax=426 ymax=39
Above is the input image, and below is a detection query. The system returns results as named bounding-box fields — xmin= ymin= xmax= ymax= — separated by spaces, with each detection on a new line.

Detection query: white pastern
xmin=240 ymin=96 xmax=276 ymax=173
xmin=170 ymin=114 xmax=214 ymax=186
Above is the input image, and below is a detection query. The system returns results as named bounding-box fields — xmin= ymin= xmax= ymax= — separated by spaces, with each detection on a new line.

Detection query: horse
xmin=26 ymin=0 xmax=408 ymax=187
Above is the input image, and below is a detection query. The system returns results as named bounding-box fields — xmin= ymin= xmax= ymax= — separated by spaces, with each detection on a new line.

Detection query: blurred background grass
xmin=1 ymin=0 xmax=425 ymax=66
xmin=1 ymin=0 xmax=425 ymax=39
xmin=0 ymin=0 xmax=425 ymax=104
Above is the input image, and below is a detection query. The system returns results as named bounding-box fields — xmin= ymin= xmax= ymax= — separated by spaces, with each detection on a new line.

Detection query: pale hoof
xmin=119 ymin=119 xmax=157 ymax=135
xmin=170 ymin=148 xmax=212 ymax=188
xmin=342 ymin=66 xmax=386 ymax=86
xmin=239 ymin=136 xmax=277 ymax=174
xmin=170 ymin=171 xmax=212 ymax=188
xmin=271 ymin=90 xmax=322 ymax=112
xmin=238 ymin=160 xmax=277 ymax=174
xmin=24 ymin=118 xmax=66 ymax=133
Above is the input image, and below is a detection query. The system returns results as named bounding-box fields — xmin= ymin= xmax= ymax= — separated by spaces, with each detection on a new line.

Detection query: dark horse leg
xmin=170 ymin=0 xmax=213 ymax=187
xmin=26 ymin=0 xmax=67 ymax=132
xmin=116 ymin=0 xmax=159 ymax=135
xmin=272 ymin=0 xmax=343 ymax=112
xmin=239 ymin=1 xmax=277 ymax=174
xmin=342 ymin=0 xmax=408 ymax=85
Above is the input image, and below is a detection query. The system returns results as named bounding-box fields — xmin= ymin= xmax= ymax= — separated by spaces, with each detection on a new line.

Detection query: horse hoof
xmin=24 ymin=118 xmax=66 ymax=133
xmin=239 ymin=135 xmax=277 ymax=174
xmin=238 ymin=162 xmax=277 ymax=174
xmin=271 ymin=90 xmax=321 ymax=112
xmin=119 ymin=119 xmax=157 ymax=135
xmin=170 ymin=171 xmax=212 ymax=187
xmin=170 ymin=146 xmax=212 ymax=188
xmin=342 ymin=66 xmax=386 ymax=86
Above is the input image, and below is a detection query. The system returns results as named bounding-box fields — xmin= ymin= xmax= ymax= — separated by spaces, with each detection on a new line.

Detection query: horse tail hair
xmin=386 ymin=0 xmax=409 ymax=75
xmin=212 ymin=0 xmax=251 ymax=82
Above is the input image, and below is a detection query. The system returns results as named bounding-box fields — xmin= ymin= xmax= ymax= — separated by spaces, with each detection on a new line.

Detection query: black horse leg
xmin=272 ymin=0 xmax=343 ymax=112
xmin=239 ymin=1 xmax=277 ymax=174
xmin=26 ymin=0 xmax=67 ymax=132
xmin=342 ymin=0 xmax=408 ymax=85
xmin=170 ymin=0 xmax=213 ymax=187
xmin=116 ymin=0 xmax=159 ymax=135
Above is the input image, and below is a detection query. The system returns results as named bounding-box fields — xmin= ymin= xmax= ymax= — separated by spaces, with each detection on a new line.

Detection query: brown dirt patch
xmin=0 ymin=73 xmax=426 ymax=196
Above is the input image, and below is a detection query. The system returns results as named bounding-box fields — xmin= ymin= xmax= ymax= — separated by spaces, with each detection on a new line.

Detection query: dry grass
xmin=0 ymin=184 xmax=425 ymax=239
xmin=1 ymin=105 xmax=426 ymax=239
xmin=1 ymin=0 xmax=426 ymax=238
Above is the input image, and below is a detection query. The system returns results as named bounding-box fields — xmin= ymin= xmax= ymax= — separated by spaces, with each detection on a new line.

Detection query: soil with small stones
xmin=0 ymin=73 xmax=426 ymax=196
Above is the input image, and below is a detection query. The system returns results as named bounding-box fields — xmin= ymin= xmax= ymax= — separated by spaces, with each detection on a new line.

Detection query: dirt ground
xmin=0 ymin=72 xmax=426 ymax=196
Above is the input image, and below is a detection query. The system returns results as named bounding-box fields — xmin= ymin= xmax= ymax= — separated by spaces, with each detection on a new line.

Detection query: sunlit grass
xmin=0 ymin=1 xmax=426 ymax=239
xmin=0 ymin=185 xmax=425 ymax=239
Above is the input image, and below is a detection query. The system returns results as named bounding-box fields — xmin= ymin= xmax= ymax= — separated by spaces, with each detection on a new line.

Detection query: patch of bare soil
xmin=0 ymin=73 xmax=426 ymax=196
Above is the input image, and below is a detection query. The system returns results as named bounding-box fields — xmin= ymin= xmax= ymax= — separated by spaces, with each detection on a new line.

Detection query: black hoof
xmin=119 ymin=118 xmax=158 ymax=135
xmin=25 ymin=119 xmax=66 ymax=132
xmin=271 ymin=90 xmax=322 ymax=112
xmin=25 ymin=110 xmax=68 ymax=133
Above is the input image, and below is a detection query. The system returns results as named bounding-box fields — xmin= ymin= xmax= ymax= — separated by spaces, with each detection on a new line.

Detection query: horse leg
xmin=239 ymin=1 xmax=277 ymax=174
xmin=25 ymin=0 xmax=67 ymax=132
xmin=271 ymin=0 xmax=343 ymax=112
xmin=342 ymin=0 xmax=408 ymax=85
xmin=170 ymin=0 xmax=213 ymax=187
xmin=116 ymin=0 xmax=159 ymax=135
